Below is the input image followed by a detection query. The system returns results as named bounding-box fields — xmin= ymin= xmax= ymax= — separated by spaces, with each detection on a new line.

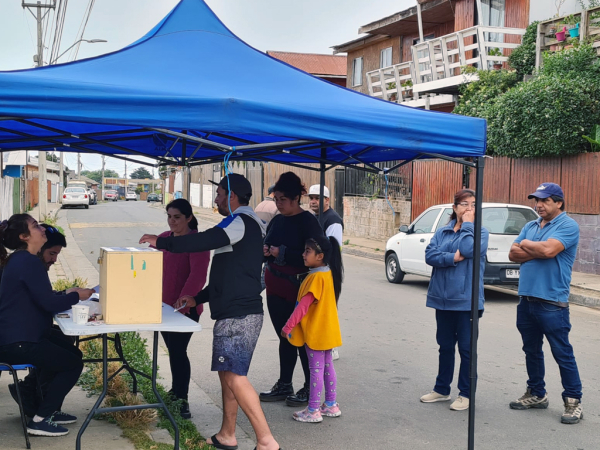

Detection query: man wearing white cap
xmin=309 ymin=184 xmax=344 ymax=361
xmin=308 ymin=185 xmax=344 ymax=249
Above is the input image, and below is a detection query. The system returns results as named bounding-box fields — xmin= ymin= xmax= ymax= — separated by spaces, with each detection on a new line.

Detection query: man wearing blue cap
xmin=508 ymin=182 xmax=582 ymax=424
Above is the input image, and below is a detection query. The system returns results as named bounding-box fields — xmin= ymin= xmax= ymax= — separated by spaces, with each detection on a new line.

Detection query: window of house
xmin=380 ymin=47 xmax=392 ymax=68
xmin=352 ymin=57 xmax=363 ymax=87
xmin=412 ymin=34 xmax=435 ymax=46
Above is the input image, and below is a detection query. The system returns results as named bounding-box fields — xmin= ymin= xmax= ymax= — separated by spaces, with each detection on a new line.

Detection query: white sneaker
xmin=450 ymin=396 xmax=469 ymax=411
xmin=331 ymin=348 xmax=340 ymax=361
xmin=420 ymin=391 xmax=451 ymax=403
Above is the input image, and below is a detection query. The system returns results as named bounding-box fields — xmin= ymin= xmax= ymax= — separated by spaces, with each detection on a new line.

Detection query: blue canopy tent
xmin=0 ymin=1 xmax=487 ymax=448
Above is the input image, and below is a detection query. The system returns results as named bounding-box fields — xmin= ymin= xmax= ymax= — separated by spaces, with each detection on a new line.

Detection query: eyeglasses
xmin=44 ymin=226 xmax=58 ymax=234
xmin=457 ymin=202 xmax=476 ymax=208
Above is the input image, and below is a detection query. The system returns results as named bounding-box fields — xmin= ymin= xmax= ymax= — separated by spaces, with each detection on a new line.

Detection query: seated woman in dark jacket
xmin=0 ymin=214 xmax=93 ymax=437
xmin=419 ymin=189 xmax=489 ymax=412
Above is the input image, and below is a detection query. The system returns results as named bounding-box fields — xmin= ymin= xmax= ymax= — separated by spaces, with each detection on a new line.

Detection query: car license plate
xmin=506 ymin=269 xmax=520 ymax=279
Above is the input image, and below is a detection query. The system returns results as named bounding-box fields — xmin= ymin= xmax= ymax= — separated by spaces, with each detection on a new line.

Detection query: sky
xmin=0 ymin=0 xmax=412 ymax=176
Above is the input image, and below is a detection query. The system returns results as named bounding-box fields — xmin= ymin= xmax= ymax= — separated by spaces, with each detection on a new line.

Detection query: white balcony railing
xmin=366 ymin=25 xmax=526 ymax=106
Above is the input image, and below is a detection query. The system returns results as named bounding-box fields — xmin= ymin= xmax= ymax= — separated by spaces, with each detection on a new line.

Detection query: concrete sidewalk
xmin=0 ymin=203 xmax=246 ymax=449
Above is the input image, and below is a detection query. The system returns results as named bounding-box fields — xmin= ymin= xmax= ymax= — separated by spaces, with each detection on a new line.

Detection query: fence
xmin=343 ymin=161 xmax=412 ymax=200
xmin=0 ymin=177 xmax=15 ymax=220
xmin=467 ymin=153 xmax=600 ymax=215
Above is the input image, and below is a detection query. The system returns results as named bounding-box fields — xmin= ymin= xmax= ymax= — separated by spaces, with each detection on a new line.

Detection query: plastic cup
xmin=72 ymin=304 xmax=90 ymax=325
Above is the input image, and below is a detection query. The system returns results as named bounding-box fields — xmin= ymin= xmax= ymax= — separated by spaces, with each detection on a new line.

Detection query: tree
xmin=46 ymin=153 xmax=59 ymax=163
xmin=81 ymin=169 xmax=119 ymax=184
xmin=130 ymin=167 xmax=153 ymax=179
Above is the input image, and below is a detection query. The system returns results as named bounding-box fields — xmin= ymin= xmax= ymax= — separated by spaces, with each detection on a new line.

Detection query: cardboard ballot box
xmin=98 ymin=247 xmax=163 ymax=324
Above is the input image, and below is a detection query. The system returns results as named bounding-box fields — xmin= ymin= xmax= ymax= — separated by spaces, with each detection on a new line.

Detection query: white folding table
xmin=55 ymin=303 xmax=201 ymax=450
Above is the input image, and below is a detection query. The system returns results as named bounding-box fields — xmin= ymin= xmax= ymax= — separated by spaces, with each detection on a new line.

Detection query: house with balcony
xmin=332 ymin=0 xmax=582 ymax=111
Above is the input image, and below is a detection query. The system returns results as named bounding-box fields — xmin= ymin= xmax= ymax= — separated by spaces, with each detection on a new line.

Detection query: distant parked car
xmin=125 ymin=191 xmax=137 ymax=201
xmin=88 ymin=189 xmax=97 ymax=205
xmin=384 ymin=203 xmax=538 ymax=286
xmin=104 ymin=190 xmax=118 ymax=201
xmin=147 ymin=193 xmax=160 ymax=202
xmin=61 ymin=187 xmax=89 ymax=209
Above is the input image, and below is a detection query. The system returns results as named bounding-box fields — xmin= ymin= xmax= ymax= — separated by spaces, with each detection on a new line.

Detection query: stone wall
xmin=343 ymin=196 xmax=411 ymax=241
xmin=570 ymin=213 xmax=600 ymax=275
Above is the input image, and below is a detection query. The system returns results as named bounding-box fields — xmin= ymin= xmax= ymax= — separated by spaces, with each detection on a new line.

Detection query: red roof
xmin=267 ymin=51 xmax=347 ymax=77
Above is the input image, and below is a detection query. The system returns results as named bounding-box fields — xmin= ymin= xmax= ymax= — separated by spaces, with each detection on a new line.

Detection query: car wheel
xmin=85 ymin=204 xmax=89 ymax=209
xmin=386 ymin=253 xmax=405 ymax=284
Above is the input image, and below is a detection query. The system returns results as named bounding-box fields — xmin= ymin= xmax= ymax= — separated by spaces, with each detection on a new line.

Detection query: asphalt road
xmin=68 ymin=201 xmax=600 ymax=450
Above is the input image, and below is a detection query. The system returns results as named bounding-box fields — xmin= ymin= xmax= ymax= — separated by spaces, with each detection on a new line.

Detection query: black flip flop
xmin=209 ymin=434 xmax=238 ymax=450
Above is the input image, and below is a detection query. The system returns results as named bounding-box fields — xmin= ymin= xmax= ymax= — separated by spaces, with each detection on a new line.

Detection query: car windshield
xmin=482 ymin=207 xmax=538 ymax=235
xmin=65 ymin=188 xmax=85 ymax=193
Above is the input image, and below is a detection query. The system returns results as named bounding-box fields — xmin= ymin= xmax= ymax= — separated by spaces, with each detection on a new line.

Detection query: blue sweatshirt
xmin=0 ymin=251 xmax=79 ymax=345
xmin=425 ymin=221 xmax=489 ymax=311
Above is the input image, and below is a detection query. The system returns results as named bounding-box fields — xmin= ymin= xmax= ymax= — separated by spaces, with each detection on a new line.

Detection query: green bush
xmin=487 ymin=73 xmax=600 ymax=157
xmin=508 ymin=21 xmax=539 ymax=80
xmin=453 ymin=69 xmax=520 ymax=128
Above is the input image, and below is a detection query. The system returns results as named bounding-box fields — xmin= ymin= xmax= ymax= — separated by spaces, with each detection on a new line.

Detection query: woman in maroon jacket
xmin=156 ymin=199 xmax=209 ymax=418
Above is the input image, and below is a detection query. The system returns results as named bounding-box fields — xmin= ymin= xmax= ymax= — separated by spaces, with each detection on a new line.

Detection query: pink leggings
xmin=305 ymin=345 xmax=338 ymax=410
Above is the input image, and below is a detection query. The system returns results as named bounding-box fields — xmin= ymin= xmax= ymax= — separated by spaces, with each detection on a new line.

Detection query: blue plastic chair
xmin=0 ymin=363 xmax=37 ymax=449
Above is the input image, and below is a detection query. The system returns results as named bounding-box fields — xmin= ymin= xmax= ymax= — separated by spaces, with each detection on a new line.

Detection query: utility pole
xmin=23 ymin=1 xmax=56 ymax=219
xmin=77 ymin=153 xmax=81 ymax=180
xmin=101 ymin=155 xmax=105 ymax=200
xmin=59 ymin=151 xmax=64 ymax=197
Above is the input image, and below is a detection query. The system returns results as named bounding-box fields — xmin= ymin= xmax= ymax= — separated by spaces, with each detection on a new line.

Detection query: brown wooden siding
xmin=464 ymin=155 xmax=600 ymax=214
xmin=504 ymin=0 xmax=530 ymax=58
xmin=411 ymin=159 xmax=463 ymax=220
xmin=402 ymin=21 xmax=455 ymax=63
xmin=346 ymin=37 xmax=401 ymax=94
xmin=561 ymin=153 xmax=600 ymax=215
xmin=509 ymin=157 xmax=561 ymax=207
xmin=454 ymin=0 xmax=476 ymax=60
xmin=469 ymin=156 xmax=512 ymax=203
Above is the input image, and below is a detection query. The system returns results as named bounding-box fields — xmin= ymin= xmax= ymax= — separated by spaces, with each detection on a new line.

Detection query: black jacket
xmin=156 ymin=206 xmax=266 ymax=321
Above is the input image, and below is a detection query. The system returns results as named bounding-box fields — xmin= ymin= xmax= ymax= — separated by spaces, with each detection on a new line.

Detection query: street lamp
xmin=49 ymin=39 xmax=107 ymax=65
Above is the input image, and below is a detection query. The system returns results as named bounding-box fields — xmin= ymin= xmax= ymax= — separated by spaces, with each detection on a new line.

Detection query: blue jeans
xmin=516 ymin=298 xmax=582 ymax=400
xmin=434 ymin=310 xmax=477 ymax=398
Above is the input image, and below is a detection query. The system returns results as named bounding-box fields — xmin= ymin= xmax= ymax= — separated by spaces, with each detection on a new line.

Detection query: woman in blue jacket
xmin=419 ymin=189 xmax=489 ymax=411
xmin=0 ymin=214 xmax=94 ymax=437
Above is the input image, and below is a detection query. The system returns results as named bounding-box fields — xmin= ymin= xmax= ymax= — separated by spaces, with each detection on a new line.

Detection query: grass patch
xmin=41 ymin=211 xmax=65 ymax=235
xmin=78 ymin=331 xmax=212 ymax=450
xmin=52 ymin=277 xmax=89 ymax=291
xmin=343 ymin=239 xmax=350 ymax=246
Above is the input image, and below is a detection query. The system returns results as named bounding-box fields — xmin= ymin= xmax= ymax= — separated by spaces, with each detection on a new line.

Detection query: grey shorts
xmin=211 ymin=313 xmax=263 ymax=376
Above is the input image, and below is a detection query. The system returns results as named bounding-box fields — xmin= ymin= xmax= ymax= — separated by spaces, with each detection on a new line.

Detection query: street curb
xmin=343 ymin=247 xmax=385 ymax=262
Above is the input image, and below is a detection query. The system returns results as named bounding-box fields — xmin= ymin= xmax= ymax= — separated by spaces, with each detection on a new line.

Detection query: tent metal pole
xmin=149 ymin=128 xmax=233 ymax=152
xmin=319 ymin=149 xmax=326 ymax=227
xmin=468 ymin=156 xmax=485 ymax=450
xmin=322 ymin=147 xmax=374 ymax=171
xmin=420 ymin=152 xmax=476 ymax=167
xmin=332 ymin=147 xmax=381 ymax=172
xmin=13 ymin=120 xmax=173 ymax=164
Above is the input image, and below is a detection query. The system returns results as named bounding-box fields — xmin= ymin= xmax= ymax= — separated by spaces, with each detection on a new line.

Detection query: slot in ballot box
xmin=98 ymin=247 xmax=163 ymax=324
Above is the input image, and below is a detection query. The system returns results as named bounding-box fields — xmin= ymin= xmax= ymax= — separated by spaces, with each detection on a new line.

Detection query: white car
xmin=125 ymin=191 xmax=137 ymax=201
xmin=61 ymin=187 xmax=90 ymax=209
xmin=384 ymin=203 xmax=538 ymax=285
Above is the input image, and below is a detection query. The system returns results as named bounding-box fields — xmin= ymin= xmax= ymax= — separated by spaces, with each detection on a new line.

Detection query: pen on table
xmin=173 ymin=301 xmax=187 ymax=312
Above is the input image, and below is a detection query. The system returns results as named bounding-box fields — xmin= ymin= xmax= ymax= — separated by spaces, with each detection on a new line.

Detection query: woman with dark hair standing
xmin=259 ymin=172 xmax=326 ymax=407
xmin=0 ymin=214 xmax=94 ymax=437
xmin=156 ymin=199 xmax=209 ymax=418
xmin=419 ymin=189 xmax=489 ymax=411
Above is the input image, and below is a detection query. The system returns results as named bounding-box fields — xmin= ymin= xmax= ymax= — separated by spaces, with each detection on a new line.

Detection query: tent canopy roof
xmin=0 ymin=0 xmax=486 ymax=169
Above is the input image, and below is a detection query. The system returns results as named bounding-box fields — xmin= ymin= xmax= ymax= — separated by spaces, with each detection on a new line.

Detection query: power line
xmin=69 ymin=0 xmax=95 ymax=62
